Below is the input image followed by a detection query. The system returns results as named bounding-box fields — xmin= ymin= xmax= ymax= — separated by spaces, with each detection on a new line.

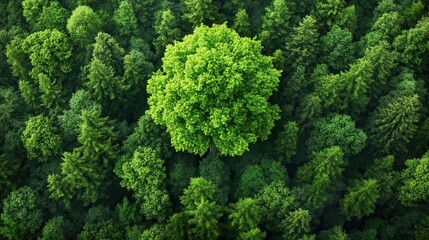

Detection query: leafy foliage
xmin=2 ymin=1 xmax=429 ymax=239
xmin=341 ymin=179 xmax=380 ymax=220
xmin=0 ymin=187 xmax=43 ymax=239
xmin=22 ymin=115 xmax=62 ymax=162
xmin=147 ymin=24 xmax=280 ymax=156
xmin=307 ymin=114 xmax=366 ymax=157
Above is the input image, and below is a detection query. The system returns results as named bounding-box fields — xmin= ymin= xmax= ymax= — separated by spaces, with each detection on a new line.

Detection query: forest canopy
xmin=1 ymin=0 xmax=429 ymax=239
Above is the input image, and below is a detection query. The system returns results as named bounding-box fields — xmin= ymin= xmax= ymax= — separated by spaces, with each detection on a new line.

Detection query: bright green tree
xmin=399 ymin=153 xmax=429 ymax=206
xmin=342 ymin=179 xmax=380 ymax=220
xmin=67 ymin=6 xmax=102 ymax=47
xmin=48 ymin=109 xmax=118 ymax=206
xmin=368 ymin=95 xmax=420 ymax=153
xmin=0 ymin=187 xmax=43 ymax=239
xmin=22 ymin=115 xmax=62 ymax=162
xmin=147 ymin=24 xmax=280 ymax=156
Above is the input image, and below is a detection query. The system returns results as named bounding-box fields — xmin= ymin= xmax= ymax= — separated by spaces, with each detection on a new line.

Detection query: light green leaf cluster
xmin=399 ymin=153 xmax=429 ymax=206
xmin=147 ymin=24 xmax=280 ymax=156
xmin=22 ymin=115 xmax=62 ymax=162
xmin=121 ymin=147 xmax=171 ymax=221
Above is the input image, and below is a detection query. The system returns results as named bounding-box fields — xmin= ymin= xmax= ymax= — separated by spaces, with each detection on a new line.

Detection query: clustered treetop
xmin=2 ymin=0 xmax=429 ymax=239
xmin=148 ymin=24 xmax=281 ymax=156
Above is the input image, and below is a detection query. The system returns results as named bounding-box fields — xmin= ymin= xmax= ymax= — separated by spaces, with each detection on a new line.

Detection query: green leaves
xmin=10 ymin=29 xmax=73 ymax=110
xmin=368 ymin=95 xmax=420 ymax=153
xmin=22 ymin=115 xmax=62 ymax=162
xmin=307 ymin=114 xmax=366 ymax=157
xmin=48 ymin=109 xmax=118 ymax=206
xmin=274 ymin=121 xmax=298 ymax=163
xmin=282 ymin=208 xmax=312 ymax=240
xmin=341 ymin=179 xmax=380 ymax=220
xmin=147 ymin=24 xmax=280 ymax=156
xmin=120 ymin=147 xmax=171 ymax=221
xmin=399 ymin=153 xmax=429 ymax=206
xmin=0 ymin=187 xmax=43 ymax=239
xmin=180 ymin=177 xmax=223 ymax=240
xmin=182 ymin=0 xmax=221 ymax=28
xmin=114 ymin=1 xmax=137 ymax=36
xmin=260 ymin=0 xmax=291 ymax=52
xmin=67 ymin=6 xmax=102 ymax=46
xmin=229 ymin=198 xmax=263 ymax=233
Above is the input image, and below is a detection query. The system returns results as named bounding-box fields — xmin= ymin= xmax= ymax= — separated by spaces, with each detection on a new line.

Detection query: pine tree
xmin=48 ymin=109 xmax=118 ymax=206
xmin=274 ymin=121 xmax=298 ymax=163
xmin=260 ymin=0 xmax=291 ymax=52
xmin=282 ymin=208 xmax=312 ymax=240
xmin=180 ymin=177 xmax=223 ymax=240
xmin=153 ymin=9 xmax=181 ymax=57
xmin=233 ymin=9 xmax=251 ymax=37
xmin=229 ymin=198 xmax=265 ymax=239
xmin=368 ymin=95 xmax=420 ymax=153
xmin=114 ymin=1 xmax=138 ymax=37
xmin=341 ymin=179 xmax=380 ymax=220
xmin=296 ymin=146 xmax=345 ymax=214
xmin=182 ymin=0 xmax=221 ymax=28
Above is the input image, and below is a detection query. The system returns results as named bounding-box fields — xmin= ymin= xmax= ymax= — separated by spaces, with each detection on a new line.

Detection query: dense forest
xmin=1 ymin=0 xmax=429 ymax=239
